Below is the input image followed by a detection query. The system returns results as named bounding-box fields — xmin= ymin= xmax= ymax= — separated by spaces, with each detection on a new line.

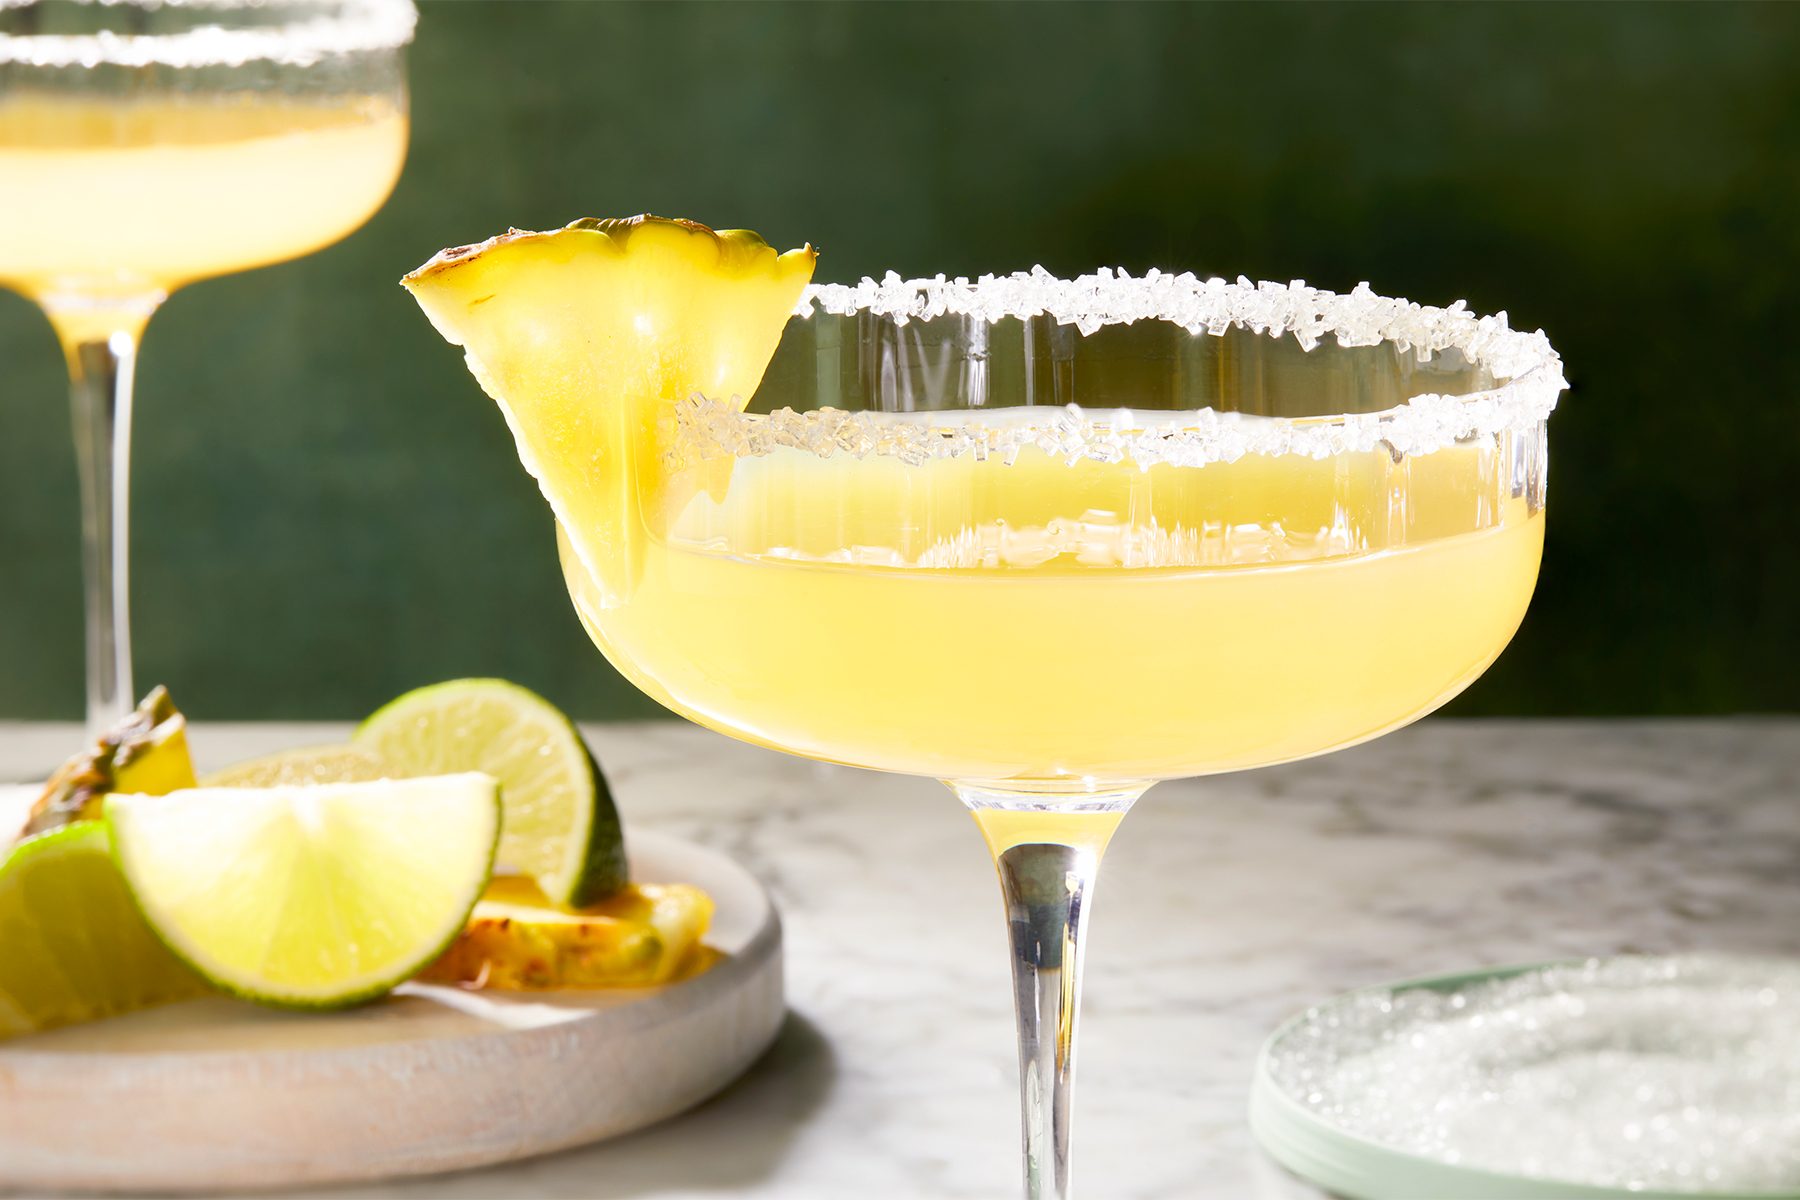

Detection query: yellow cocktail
xmin=1 ymin=0 xmax=414 ymax=730
xmin=404 ymin=220 xmax=1564 ymax=1200
xmin=0 ymin=93 xmax=407 ymax=322
xmin=567 ymin=429 xmax=1542 ymax=784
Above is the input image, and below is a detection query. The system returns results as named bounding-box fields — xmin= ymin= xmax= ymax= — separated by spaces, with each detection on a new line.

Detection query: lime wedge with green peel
xmin=200 ymin=744 xmax=389 ymax=788
xmin=355 ymin=678 xmax=626 ymax=908
xmin=0 ymin=823 xmax=207 ymax=1039
xmin=106 ymin=775 xmax=500 ymax=1010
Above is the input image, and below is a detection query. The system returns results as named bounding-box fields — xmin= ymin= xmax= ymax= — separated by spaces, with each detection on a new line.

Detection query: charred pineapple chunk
xmin=417 ymin=875 xmax=714 ymax=989
xmin=25 ymin=687 xmax=196 ymax=839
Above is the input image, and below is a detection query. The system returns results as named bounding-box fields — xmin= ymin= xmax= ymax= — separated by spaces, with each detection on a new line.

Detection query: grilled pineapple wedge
xmin=418 ymin=875 xmax=714 ymax=989
xmin=25 ymin=687 xmax=196 ymax=839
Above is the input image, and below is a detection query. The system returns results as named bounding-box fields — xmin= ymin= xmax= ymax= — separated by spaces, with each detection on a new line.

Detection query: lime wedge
xmin=355 ymin=679 xmax=626 ymax=907
xmin=200 ymin=744 xmax=389 ymax=788
xmin=105 ymin=776 xmax=500 ymax=1010
xmin=0 ymin=824 xmax=207 ymax=1039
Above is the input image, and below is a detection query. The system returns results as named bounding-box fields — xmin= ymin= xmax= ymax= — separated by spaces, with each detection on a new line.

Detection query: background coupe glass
xmin=0 ymin=0 xmax=413 ymax=730
xmin=557 ymin=272 xmax=1564 ymax=1199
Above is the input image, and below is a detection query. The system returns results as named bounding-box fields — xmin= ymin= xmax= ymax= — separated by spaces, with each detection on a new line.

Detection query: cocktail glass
xmin=0 ymin=0 xmax=413 ymax=730
xmin=562 ymin=266 xmax=1562 ymax=1198
xmin=555 ymin=270 xmax=1565 ymax=1197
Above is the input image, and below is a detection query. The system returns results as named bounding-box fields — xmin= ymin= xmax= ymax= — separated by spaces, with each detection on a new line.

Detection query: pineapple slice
xmin=24 ymin=686 xmax=196 ymax=840
xmin=417 ymin=875 xmax=715 ymax=990
xmin=401 ymin=216 xmax=815 ymax=605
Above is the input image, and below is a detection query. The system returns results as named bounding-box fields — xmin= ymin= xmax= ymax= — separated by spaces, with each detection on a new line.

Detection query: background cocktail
xmin=0 ymin=0 xmax=413 ymax=731
xmin=0 ymin=92 xmax=407 ymax=327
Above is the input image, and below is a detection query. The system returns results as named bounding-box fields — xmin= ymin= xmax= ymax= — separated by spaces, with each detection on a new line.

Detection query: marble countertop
xmin=4 ymin=717 xmax=1797 ymax=1200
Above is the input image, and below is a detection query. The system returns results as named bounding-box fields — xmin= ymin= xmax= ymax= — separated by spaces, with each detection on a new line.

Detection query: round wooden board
xmin=0 ymin=828 xmax=784 ymax=1194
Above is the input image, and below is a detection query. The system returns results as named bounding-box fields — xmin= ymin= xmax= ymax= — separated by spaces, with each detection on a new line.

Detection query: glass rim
xmin=0 ymin=0 xmax=416 ymax=69
xmin=678 ymin=269 xmax=1566 ymax=469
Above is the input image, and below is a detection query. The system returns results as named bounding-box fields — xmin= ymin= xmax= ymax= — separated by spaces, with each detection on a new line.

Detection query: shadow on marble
xmin=282 ymin=1010 xmax=839 ymax=1199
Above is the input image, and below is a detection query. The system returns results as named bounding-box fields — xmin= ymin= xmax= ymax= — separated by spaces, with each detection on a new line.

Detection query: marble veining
xmin=2 ymin=718 xmax=1796 ymax=1200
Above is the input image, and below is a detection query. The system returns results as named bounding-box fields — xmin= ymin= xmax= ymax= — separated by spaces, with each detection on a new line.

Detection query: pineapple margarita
xmin=0 ymin=0 xmax=414 ymax=732
xmin=571 ymin=409 xmax=1541 ymax=783
xmin=406 ymin=217 xmax=1565 ymax=1199
xmin=0 ymin=92 xmax=406 ymax=321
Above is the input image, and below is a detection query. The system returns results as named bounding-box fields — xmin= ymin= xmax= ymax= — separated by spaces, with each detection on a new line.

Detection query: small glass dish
xmin=1251 ymin=956 xmax=1800 ymax=1200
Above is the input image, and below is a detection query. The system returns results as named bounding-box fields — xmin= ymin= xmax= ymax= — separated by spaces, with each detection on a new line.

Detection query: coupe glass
xmin=558 ymin=271 xmax=1565 ymax=1198
xmin=0 ymin=0 xmax=413 ymax=731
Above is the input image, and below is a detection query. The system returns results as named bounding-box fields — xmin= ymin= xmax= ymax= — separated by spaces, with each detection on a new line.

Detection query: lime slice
xmin=200 ymin=744 xmax=389 ymax=788
xmin=0 ymin=824 xmax=207 ymax=1039
xmin=105 ymin=776 xmax=500 ymax=1010
xmin=355 ymin=679 xmax=626 ymax=907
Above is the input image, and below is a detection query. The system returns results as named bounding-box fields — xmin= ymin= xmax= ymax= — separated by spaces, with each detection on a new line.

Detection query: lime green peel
xmin=0 ymin=823 xmax=206 ymax=1038
xmin=356 ymin=679 xmax=626 ymax=907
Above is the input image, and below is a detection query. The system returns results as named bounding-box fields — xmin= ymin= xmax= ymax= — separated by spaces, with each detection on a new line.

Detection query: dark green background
xmin=3 ymin=1 xmax=1796 ymax=721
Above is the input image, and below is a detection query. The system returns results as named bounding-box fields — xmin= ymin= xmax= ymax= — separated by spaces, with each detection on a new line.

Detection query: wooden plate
xmin=0 ymin=828 xmax=783 ymax=1193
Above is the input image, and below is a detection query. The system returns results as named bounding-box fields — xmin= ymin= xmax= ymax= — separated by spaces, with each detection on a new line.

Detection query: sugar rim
xmin=0 ymin=0 xmax=415 ymax=69
xmin=677 ymin=269 xmax=1565 ymax=469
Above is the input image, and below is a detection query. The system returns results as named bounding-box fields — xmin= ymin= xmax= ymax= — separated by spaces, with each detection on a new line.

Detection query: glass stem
xmin=49 ymin=309 xmax=154 ymax=734
xmin=955 ymin=782 xmax=1146 ymax=1200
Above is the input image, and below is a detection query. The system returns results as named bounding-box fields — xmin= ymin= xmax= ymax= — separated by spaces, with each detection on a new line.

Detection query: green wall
xmin=3 ymin=1 xmax=1797 ymax=720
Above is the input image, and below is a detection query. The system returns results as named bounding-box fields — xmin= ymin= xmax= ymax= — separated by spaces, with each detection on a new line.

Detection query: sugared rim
xmin=676 ymin=269 xmax=1566 ymax=469
xmin=801 ymin=269 xmax=1552 ymax=375
xmin=0 ymin=0 xmax=415 ymax=69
